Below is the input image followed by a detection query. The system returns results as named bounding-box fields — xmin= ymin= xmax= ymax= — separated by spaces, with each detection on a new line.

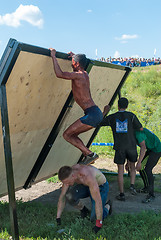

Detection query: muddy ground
xmin=0 ymin=157 xmax=161 ymax=215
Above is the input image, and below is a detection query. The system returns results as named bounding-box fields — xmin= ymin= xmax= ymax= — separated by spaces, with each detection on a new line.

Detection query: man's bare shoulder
xmin=72 ymin=70 xmax=88 ymax=80
xmin=73 ymin=164 xmax=92 ymax=176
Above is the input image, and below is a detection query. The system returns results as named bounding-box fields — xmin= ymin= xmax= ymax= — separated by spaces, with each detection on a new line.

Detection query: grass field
xmin=0 ymin=175 xmax=161 ymax=240
xmin=1 ymin=170 xmax=161 ymax=240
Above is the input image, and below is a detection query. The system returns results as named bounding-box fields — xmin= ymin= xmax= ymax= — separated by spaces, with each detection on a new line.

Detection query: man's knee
xmin=130 ymin=162 xmax=136 ymax=171
xmin=63 ymin=129 xmax=73 ymax=141
xmin=63 ymin=129 xmax=79 ymax=141
xmin=66 ymin=192 xmax=79 ymax=206
xmin=117 ymin=164 xmax=124 ymax=173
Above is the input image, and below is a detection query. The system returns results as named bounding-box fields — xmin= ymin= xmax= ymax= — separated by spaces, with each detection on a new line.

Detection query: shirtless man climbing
xmin=56 ymin=164 xmax=112 ymax=233
xmin=49 ymin=48 xmax=103 ymax=165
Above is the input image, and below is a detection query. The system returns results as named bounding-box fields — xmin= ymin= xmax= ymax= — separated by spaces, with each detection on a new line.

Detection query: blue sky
xmin=0 ymin=0 xmax=161 ymax=60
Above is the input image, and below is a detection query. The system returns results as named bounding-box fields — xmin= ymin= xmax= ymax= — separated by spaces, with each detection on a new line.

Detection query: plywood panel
xmin=0 ymin=51 xmax=72 ymax=196
xmin=0 ymin=41 xmax=130 ymax=196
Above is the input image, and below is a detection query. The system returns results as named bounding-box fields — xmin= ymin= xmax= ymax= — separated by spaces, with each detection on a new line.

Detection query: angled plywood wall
xmin=0 ymin=39 xmax=131 ymax=196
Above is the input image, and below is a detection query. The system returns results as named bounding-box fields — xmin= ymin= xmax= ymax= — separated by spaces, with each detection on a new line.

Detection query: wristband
xmin=96 ymin=219 xmax=103 ymax=228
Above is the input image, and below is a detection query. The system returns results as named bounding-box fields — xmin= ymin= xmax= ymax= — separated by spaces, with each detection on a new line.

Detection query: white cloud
xmin=115 ymin=34 xmax=138 ymax=43
xmin=87 ymin=9 xmax=92 ymax=13
xmin=114 ymin=51 xmax=120 ymax=58
xmin=0 ymin=4 xmax=43 ymax=28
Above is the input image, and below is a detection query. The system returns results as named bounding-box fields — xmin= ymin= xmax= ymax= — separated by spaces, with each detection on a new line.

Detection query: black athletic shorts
xmin=114 ymin=149 xmax=138 ymax=165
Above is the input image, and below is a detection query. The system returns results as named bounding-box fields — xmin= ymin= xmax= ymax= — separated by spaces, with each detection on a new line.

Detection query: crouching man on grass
xmin=56 ymin=164 xmax=112 ymax=234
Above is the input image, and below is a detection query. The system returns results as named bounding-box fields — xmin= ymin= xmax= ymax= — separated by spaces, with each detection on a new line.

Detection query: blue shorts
xmin=80 ymin=105 xmax=103 ymax=128
xmin=66 ymin=180 xmax=109 ymax=221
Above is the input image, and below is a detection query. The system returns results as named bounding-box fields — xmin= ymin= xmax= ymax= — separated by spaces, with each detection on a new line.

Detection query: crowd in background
xmin=98 ymin=56 xmax=161 ymax=67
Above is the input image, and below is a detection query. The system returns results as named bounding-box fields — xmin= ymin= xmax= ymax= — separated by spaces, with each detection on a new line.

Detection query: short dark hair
xmin=58 ymin=166 xmax=72 ymax=181
xmin=73 ymin=54 xmax=87 ymax=69
xmin=118 ymin=97 xmax=128 ymax=109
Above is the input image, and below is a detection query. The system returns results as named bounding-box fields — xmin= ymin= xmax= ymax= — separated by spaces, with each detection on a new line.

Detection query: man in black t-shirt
xmin=100 ymin=98 xmax=142 ymax=201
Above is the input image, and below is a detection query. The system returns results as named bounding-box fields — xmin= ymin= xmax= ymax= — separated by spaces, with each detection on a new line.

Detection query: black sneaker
xmin=116 ymin=194 xmax=125 ymax=201
xmin=80 ymin=153 xmax=99 ymax=165
xmin=130 ymin=186 xmax=137 ymax=195
xmin=142 ymin=194 xmax=155 ymax=203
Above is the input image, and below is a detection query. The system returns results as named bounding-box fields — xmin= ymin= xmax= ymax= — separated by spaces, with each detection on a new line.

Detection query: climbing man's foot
xmin=80 ymin=153 xmax=99 ymax=165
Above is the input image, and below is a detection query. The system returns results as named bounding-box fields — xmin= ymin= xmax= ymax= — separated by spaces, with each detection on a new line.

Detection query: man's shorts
xmin=80 ymin=105 xmax=103 ymax=128
xmin=114 ymin=149 xmax=138 ymax=165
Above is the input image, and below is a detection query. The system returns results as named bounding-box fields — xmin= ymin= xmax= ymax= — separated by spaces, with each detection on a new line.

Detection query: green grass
xmin=0 ymin=200 xmax=161 ymax=240
xmin=1 ymin=173 xmax=161 ymax=240
xmin=47 ymin=174 xmax=60 ymax=183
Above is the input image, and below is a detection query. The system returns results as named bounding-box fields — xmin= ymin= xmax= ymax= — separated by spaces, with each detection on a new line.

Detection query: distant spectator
xmin=98 ymin=55 xmax=160 ymax=67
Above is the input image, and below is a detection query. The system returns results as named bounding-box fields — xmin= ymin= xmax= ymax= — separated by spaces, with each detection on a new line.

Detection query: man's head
xmin=58 ymin=166 xmax=75 ymax=186
xmin=118 ymin=97 xmax=128 ymax=109
xmin=72 ymin=54 xmax=87 ymax=70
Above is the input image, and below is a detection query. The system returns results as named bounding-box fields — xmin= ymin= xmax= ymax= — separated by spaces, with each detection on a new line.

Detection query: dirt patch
xmin=0 ymin=157 xmax=161 ymax=215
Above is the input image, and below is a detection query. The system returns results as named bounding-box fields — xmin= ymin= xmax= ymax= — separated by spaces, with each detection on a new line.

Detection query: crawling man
xmin=56 ymin=164 xmax=112 ymax=234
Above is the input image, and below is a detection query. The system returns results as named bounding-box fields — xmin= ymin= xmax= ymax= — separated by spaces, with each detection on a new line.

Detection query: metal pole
xmin=0 ymin=85 xmax=19 ymax=240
